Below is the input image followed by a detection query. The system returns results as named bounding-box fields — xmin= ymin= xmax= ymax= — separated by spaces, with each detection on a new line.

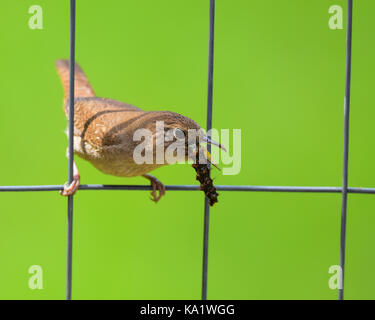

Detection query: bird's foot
xmin=60 ymin=151 xmax=81 ymax=196
xmin=142 ymin=174 xmax=166 ymax=203
xmin=60 ymin=173 xmax=81 ymax=196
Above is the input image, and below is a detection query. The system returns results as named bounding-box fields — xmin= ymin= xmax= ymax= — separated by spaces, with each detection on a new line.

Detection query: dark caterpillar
xmin=192 ymin=149 xmax=219 ymax=206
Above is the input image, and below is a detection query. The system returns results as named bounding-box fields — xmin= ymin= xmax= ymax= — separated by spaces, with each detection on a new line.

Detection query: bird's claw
xmin=149 ymin=177 xmax=166 ymax=203
xmin=60 ymin=174 xmax=81 ymax=196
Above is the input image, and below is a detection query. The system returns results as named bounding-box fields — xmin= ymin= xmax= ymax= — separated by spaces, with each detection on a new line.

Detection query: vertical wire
xmin=202 ymin=0 xmax=215 ymax=301
xmin=339 ymin=0 xmax=353 ymax=301
xmin=66 ymin=0 xmax=76 ymax=301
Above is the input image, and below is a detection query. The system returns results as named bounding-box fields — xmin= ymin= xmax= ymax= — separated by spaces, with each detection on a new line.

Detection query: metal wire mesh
xmin=339 ymin=0 xmax=353 ymax=301
xmin=0 ymin=0 xmax=357 ymax=300
xmin=66 ymin=0 xmax=76 ymax=300
xmin=201 ymin=0 xmax=216 ymax=301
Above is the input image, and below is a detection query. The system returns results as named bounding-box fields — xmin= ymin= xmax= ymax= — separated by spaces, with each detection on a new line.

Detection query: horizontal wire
xmin=0 ymin=184 xmax=375 ymax=194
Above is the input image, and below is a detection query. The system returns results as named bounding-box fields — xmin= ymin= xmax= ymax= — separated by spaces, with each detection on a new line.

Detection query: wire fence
xmin=0 ymin=0 xmax=358 ymax=300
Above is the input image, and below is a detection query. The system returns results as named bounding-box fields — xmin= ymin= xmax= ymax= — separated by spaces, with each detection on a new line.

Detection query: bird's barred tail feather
xmin=55 ymin=59 xmax=96 ymax=115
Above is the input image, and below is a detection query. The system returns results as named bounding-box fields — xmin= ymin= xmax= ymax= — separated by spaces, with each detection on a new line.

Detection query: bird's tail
xmin=55 ymin=59 xmax=96 ymax=114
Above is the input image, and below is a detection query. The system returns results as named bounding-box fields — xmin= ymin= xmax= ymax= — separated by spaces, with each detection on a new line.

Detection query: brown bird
xmin=56 ymin=60 xmax=224 ymax=202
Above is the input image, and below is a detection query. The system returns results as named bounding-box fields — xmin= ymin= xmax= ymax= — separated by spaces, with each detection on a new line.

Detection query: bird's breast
xmin=72 ymin=134 xmax=163 ymax=177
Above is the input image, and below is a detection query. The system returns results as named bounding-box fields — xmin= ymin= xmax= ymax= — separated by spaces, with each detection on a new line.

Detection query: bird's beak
xmin=200 ymin=136 xmax=226 ymax=170
xmin=201 ymin=136 xmax=227 ymax=152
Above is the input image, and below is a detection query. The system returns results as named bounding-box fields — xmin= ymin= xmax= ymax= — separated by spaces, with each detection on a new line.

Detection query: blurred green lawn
xmin=0 ymin=0 xmax=374 ymax=299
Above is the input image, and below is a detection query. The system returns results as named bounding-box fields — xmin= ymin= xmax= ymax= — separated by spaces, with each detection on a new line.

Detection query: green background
xmin=0 ymin=0 xmax=374 ymax=300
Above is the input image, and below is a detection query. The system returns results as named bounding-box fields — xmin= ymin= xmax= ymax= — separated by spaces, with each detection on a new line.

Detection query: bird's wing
xmin=73 ymin=97 xmax=145 ymax=151
xmin=56 ymin=59 xmax=96 ymax=114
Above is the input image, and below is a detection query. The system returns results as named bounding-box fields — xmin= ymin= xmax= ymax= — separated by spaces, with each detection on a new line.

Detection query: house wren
xmin=56 ymin=60 xmax=224 ymax=203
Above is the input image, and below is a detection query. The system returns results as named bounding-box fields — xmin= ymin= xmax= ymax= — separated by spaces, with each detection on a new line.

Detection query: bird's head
xmin=148 ymin=111 xmax=225 ymax=168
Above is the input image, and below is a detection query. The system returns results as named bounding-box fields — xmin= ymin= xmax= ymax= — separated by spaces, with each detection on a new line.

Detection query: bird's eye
xmin=174 ymin=128 xmax=185 ymax=140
